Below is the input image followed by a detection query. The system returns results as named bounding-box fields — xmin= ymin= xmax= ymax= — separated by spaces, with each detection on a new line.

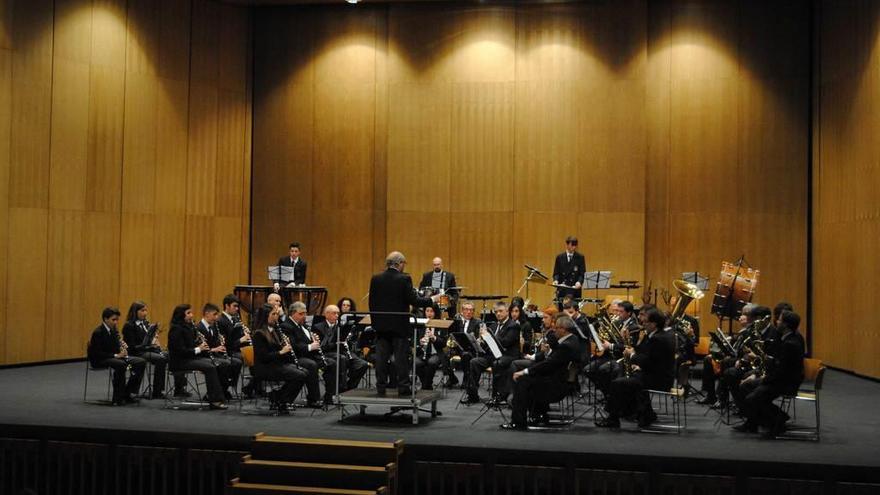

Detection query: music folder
xmin=142 ymin=324 xmax=159 ymax=347
xmin=267 ymin=265 xmax=295 ymax=283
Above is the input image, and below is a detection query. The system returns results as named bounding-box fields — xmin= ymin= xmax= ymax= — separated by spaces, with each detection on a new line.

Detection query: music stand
xmin=267 ymin=265 xmax=294 ymax=285
xmin=517 ymin=264 xmax=549 ymax=300
xmin=584 ymin=270 xmax=612 ymax=306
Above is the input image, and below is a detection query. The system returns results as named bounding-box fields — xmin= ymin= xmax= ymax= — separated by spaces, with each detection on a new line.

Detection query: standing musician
xmin=217 ymin=294 xmax=253 ymax=396
xmin=369 ymin=251 xmax=437 ymax=397
xmin=167 ymin=304 xmax=227 ymax=409
xmin=419 ymin=257 xmax=459 ymax=317
xmin=449 ymin=301 xmax=483 ymax=388
xmin=88 ymin=307 xmax=146 ymax=405
xmin=251 ymin=303 xmax=308 ymax=414
xmin=414 ymin=305 xmax=445 ymax=391
xmin=461 ymin=301 xmax=521 ymax=406
xmin=273 ymin=242 xmax=307 ymax=290
xmin=552 ymin=236 xmax=586 ymax=307
xmin=734 ymin=310 xmax=805 ymax=436
xmin=313 ymin=304 xmax=369 ymax=404
xmin=596 ymin=306 xmax=674 ymax=428
xmin=196 ymin=303 xmax=238 ymax=400
xmin=280 ymin=301 xmax=324 ymax=408
xmin=698 ymin=303 xmax=761 ymax=407
xmin=122 ymin=301 xmax=180 ymax=399
xmin=504 ymin=315 xmax=581 ymax=430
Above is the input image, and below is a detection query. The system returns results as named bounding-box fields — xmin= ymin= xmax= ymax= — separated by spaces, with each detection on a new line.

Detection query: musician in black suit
xmin=369 ymin=251 xmax=436 ymax=396
xmin=735 ymin=310 xmax=805 ymax=436
xmin=279 ymin=301 xmax=324 ymax=407
xmin=196 ymin=303 xmax=238 ymax=399
xmin=251 ymin=303 xmax=307 ymax=414
xmin=313 ymin=304 xmax=369 ymax=403
xmin=418 ymin=257 xmax=458 ymax=317
xmin=122 ymin=301 xmax=178 ymax=399
xmin=552 ymin=236 xmax=586 ymax=306
xmin=503 ymin=315 xmax=580 ymax=429
xmin=597 ymin=307 xmax=675 ymax=428
xmin=450 ymin=301 xmax=482 ymax=387
xmin=698 ymin=303 xmax=763 ymax=406
xmin=88 ymin=307 xmax=146 ymax=405
xmin=167 ymin=304 xmax=227 ymax=409
xmin=218 ymin=294 xmax=253 ymax=396
xmin=414 ymin=305 xmax=445 ymax=391
xmin=462 ymin=301 xmax=521 ymax=405
xmin=274 ymin=242 xmax=307 ymax=288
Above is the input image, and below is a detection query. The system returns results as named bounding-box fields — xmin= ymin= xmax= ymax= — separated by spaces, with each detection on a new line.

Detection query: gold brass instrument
xmin=744 ymin=339 xmax=768 ymax=378
xmin=669 ymin=279 xmax=705 ymax=324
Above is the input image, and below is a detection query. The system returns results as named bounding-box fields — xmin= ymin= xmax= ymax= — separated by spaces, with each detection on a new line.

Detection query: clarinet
xmin=310 ymin=326 xmax=327 ymax=371
xmin=195 ymin=323 xmax=216 ymax=366
xmin=116 ymin=330 xmax=132 ymax=371
xmin=277 ymin=328 xmax=299 ymax=366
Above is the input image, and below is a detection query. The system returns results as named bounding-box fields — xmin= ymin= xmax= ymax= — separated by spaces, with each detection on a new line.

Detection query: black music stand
xmin=267 ymin=265 xmax=294 ymax=285
xmin=517 ymin=264 xmax=549 ymax=300
xmin=584 ymin=270 xmax=612 ymax=307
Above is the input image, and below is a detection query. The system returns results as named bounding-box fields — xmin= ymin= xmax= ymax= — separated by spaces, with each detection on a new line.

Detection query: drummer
xmin=419 ymin=257 xmax=459 ymax=317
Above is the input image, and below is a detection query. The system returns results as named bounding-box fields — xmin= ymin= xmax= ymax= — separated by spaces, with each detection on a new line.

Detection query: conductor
xmin=369 ymin=251 xmax=437 ymax=396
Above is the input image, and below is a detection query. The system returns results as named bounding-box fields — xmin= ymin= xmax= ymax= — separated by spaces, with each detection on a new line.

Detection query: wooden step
xmin=229 ymin=478 xmax=387 ymax=495
xmin=238 ymin=456 xmax=395 ymax=490
xmin=251 ymin=434 xmax=403 ymax=467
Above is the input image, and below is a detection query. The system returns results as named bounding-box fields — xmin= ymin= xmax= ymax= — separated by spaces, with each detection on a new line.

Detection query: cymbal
xmin=460 ymin=295 xmax=508 ymax=300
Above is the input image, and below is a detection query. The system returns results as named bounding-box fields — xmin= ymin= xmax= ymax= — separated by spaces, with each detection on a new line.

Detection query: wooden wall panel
xmin=813 ymin=0 xmax=880 ymax=377
xmin=0 ymin=0 xmax=251 ymax=365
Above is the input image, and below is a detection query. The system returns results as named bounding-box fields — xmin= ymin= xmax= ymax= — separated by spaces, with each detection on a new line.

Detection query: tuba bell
xmin=669 ymin=279 xmax=705 ymax=324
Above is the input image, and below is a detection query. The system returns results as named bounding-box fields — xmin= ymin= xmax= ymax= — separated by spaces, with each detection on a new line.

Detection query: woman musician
xmin=252 ymin=303 xmax=308 ymax=414
xmin=122 ymin=301 xmax=182 ymax=399
xmin=167 ymin=304 xmax=228 ymax=409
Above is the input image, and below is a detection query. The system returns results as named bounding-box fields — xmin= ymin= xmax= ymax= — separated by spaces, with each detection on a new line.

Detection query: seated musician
xmin=512 ymin=307 xmax=558 ymax=372
xmin=503 ymin=315 xmax=581 ymax=430
xmin=585 ymin=300 xmax=634 ymax=395
xmin=88 ymin=307 xmax=146 ymax=405
xmin=251 ymin=303 xmax=307 ymax=414
xmin=313 ymin=304 xmax=368 ymax=403
xmin=698 ymin=303 xmax=759 ymax=407
xmin=217 ymin=294 xmax=253 ymax=397
xmin=450 ymin=301 xmax=482 ymax=387
xmin=167 ymin=304 xmax=227 ymax=409
xmin=721 ymin=305 xmax=775 ymax=408
xmin=414 ymin=305 xmax=445 ymax=391
xmin=510 ymin=301 xmax=533 ymax=352
xmin=596 ymin=307 xmax=674 ymax=428
xmin=418 ymin=257 xmax=458 ymax=317
xmin=461 ymin=301 xmax=521 ymax=406
xmin=273 ymin=242 xmax=307 ymax=291
xmin=196 ymin=303 xmax=238 ymax=400
xmin=731 ymin=302 xmax=791 ymax=415
xmin=734 ymin=310 xmax=805 ymax=436
xmin=279 ymin=301 xmax=324 ymax=408
xmin=561 ymin=300 xmax=590 ymax=364
xmin=122 ymin=301 xmax=182 ymax=399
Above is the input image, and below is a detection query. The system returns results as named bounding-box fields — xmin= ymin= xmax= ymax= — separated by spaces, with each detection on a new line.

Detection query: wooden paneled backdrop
xmin=813 ymin=0 xmax=880 ymax=378
xmin=0 ymin=0 xmax=252 ymax=365
xmin=251 ymin=1 xmax=809 ymax=341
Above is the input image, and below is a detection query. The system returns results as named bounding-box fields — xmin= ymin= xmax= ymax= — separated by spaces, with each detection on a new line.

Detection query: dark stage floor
xmin=1 ymin=362 xmax=878 ymax=471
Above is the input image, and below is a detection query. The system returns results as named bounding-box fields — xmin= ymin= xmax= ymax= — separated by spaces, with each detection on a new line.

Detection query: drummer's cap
xmin=565 ymin=236 xmax=578 ymax=245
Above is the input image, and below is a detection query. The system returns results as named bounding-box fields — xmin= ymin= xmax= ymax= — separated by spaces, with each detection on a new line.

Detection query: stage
xmin=1 ymin=362 xmax=879 ymax=493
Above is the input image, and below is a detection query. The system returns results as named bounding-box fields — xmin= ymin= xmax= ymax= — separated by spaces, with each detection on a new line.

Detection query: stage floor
xmin=1 ymin=362 xmax=878 ymax=471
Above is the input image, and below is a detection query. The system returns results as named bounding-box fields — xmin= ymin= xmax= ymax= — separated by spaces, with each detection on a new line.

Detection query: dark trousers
xmin=171 ymin=357 xmax=225 ymax=403
xmin=584 ymin=355 xmax=617 ymax=395
xmin=467 ymin=355 xmax=515 ymax=400
xmin=415 ymin=354 xmax=442 ymax=390
xmin=741 ymin=383 xmax=788 ymax=428
xmin=254 ymin=363 xmax=307 ymax=404
xmin=702 ymin=356 xmax=735 ymax=401
xmin=375 ymin=334 xmax=413 ymax=391
xmin=136 ymin=351 xmax=168 ymax=395
xmin=296 ymin=357 xmax=322 ymax=402
xmin=607 ymin=374 xmax=651 ymax=421
xmin=511 ymin=375 xmax=569 ymax=426
xmin=98 ymin=357 xmax=146 ymax=401
xmin=324 ymin=353 xmax=369 ymax=395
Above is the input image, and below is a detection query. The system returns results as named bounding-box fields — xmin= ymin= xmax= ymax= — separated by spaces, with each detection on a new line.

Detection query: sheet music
xmin=586 ymin=321 xmax=604 ymax=348
xmin=584 ymin=271 xmax=612 ymax=289
xmin=267 ymin=265 xmax=295 ymax=283
xmin=482 ymin=331 xmax=503 ymax=359
xmin=570 ymin=319 xmax=589 ymax=341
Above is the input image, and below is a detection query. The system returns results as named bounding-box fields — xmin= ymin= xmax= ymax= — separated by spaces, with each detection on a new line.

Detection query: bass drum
xmin=711 ymin=261 xmax=759 ymax=319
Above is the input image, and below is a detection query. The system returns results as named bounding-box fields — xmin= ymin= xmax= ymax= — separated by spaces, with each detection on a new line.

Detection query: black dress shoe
xmin=305 ymin=401 xmax=323 ymax=409
xmin=209 ymin=402 xmax=228 ymax=410
xmin=733 ymin=422 xmax=758 ymax=433
xmin=398 ymin=388 xmax=413 ymax=396
xmin=500 ymin=422 xmax=527 ymax=431
xmin=595 ymin=417 xmax=621 ymax=428
xmin=637 ymin=412 xmax=657 ymax=428
xmin=376 ymin=387 xmax=386 ymax=397
xmin=486 ymin=397 xmax=509 ymax=407
xmin=173 ymin=390 xmax=192 ymax=398
xmin=224 ymin=390 xmax=233 ymax=400
xmin=460 ymin=395 xmax=480 ymax=405
xmin=528 ymin=415 xmax=550 ymax=426
xmin=150 ymin=392 xmax=165 ymax=400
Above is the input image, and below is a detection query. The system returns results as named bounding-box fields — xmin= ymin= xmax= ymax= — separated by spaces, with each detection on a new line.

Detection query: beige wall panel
xmin=86 ymin=66 xmax=125 ymax=213
xmin=90 ymin=0 xmax=126 ymax=70
xmin=0 ymin=0 xmax=11 ymax=50
xmin=449 ymin=81 xmax=514 ymax=213
xmin=151 ymin=213 xmax=185 ymax=327
xmin=212 ymin=216 xmax=244 ymax=304
xmin=386 ymin=81 xmax=451 ymax=212
xmin=45 ymin=209 xmax=86 ymax=360
xmin=9 ymin=0 xmax=52 ymax=209
xmin=310 ymin=209 xmax=374 ymax=305
xmin=218 ymin=5 xmax=249 ymax=93
xmin=158 ymin=0 xmax=191 ymax=82
xmin=385 ymin=211 xmax=450 ymax=283
xmin=578 ymin=212 xmax=645 ymax=288
xmin=49 ymin=59 xmax=90 ymax=211
xmin=0 ymin=46 xmax=9 ymax=361
xmin=449 ymin=211 xmax=514 ymax=299
xmin=125 ymin=0 xmax=159 ymax=77
xmin=119 ymin=212 xmax=155 ymax=307
xmin=121 ymin=73 xmax=158 ymax=214
xmin=53 ymin=0 xmax=92 ymax=64
xmin=187 ymin=85 xmax=219 ymax=217
xmin=191 ymin=0 xmax=219 ymax=86
xmin=82 ymin=211 xmax=121 ymax=342
xmin=183 ymin=214 xmax=216 ymax=308
xmin=155 ymin=78 xmax=189 ymax=215
xmin=5 ymin=208 xmax=48 ymax=363
xmin=215 ymin=90 xmax=248 ymax=218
